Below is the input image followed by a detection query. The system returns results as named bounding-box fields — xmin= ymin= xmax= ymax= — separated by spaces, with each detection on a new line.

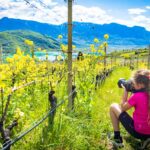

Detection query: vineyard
xmin=0 ymin=43 xmax=149 ymax=150
xmin=0 ymin=0 xmax=150 ymax=150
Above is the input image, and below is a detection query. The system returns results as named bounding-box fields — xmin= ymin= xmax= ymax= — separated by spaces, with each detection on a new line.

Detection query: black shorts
xmin=119 ymin=112 xmax=150 ymax=140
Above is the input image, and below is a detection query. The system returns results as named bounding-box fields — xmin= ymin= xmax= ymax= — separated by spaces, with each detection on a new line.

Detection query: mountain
xmin=0 ymin=17 xmax=150 ymax=50
xmin=0 ymin=30 xmax=60 ymax=53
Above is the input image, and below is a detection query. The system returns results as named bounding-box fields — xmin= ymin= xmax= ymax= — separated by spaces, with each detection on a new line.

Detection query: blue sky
xmin=82 ymin=0 xmax=150 ymax=19
xmin=0 ymin=0 xmax=150 ymax=30
xmin=77 ymin=0 xmax=150 ymax=8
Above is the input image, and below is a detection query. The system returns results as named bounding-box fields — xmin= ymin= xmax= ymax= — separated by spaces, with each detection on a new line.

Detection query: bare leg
xmin=110 ymin=103 xmax=122 ymax=131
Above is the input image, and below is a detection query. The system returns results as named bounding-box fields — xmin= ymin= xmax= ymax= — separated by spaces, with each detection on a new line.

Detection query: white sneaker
xmin=112 ymin=140 xmax=124 ymax=148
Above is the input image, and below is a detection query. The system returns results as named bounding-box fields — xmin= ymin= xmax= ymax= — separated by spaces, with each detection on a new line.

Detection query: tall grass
xmin=12 ymin=67 xmax=144 ymax=150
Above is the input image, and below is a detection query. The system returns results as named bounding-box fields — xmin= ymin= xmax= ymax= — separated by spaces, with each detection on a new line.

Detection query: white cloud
xmin=0 ymin=0 xmax=67 ymax=24
xmin=128 ymin=8 xmax=146 ymax=15
xmin=112 ymin=19 xmax=134 ymax=27
xmin=39 ymin=0 xmax=57 ymax=6
xmin=73 ymin=5 xmax=113 ymax=24
xmin=0 ymin=1 xmax=150 ymax=31
xmin=131 ymin=15 xmax=150 ymax=30
xmin=113 ymin=15 xmax=150 ymax=31
xmin=146 ymin=6 xmax=150 ymax=9
xmin=0 ymin=0 xmax=113 ymax=25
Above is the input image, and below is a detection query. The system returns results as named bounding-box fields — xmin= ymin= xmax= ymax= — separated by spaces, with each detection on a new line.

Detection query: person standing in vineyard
xmin=109 ymin=69 xmax=150 ymax=149
xmin=77 ymin=51 xmax=84 ymax=61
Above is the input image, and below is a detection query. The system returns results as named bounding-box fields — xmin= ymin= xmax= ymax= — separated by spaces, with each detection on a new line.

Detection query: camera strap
xmin=132 ymin=88 xmax=146 ymax=93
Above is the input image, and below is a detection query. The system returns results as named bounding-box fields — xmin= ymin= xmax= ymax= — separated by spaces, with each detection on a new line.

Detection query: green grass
xmin=92 ymin=67 xmax=141 ymax=150
xmin=41 ymin=66 xmax=139 ymax=150
xmin=11 ymin=66 xmax=143 ymax=150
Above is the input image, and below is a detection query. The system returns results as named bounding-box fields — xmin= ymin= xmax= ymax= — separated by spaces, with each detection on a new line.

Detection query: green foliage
xmin=0 ymin=30 xmax=60 ymax=54
xmin=0 ymin=46 xmax=148 ymax=150
xmin=9 ymin=67 xmax=140 ymax=150
xmin=110 ymin=48 xmax=149 ymax=58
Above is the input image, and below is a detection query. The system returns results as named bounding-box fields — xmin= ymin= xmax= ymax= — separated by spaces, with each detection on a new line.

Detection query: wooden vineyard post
xmin=1 ymin=88 xmax=4 ymax=115
xmin=130 ymin=56 xmax=132 ymax=67
xmin=31 ymin=45 xmax=34 ymax=58
xmin=148 ymin=45 xmax=150 ymax=69
xmin=111 ymin=54 xmax=112 ymax=69
xmin=135 ymin=51 xmax=139 ymax=69
xmin=104 ymin=46 xmax=107 ymax=69
xmin=124 ymin=57 xmax=126 ymax=66
xmin=115 ymin=55 xmax=116 ymax=66
xmin=67 ymin=0 xmax=73 ymax=109
xmin=0 ymin=45 xmax=3 ymax=64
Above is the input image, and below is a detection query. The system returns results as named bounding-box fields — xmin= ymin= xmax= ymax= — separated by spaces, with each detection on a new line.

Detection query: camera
xmin=117 ymin=78 xmax=135 ymax=92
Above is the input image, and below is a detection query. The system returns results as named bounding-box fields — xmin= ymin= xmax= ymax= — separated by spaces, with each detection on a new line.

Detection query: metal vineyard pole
xmin=67 ymin=0 xmax=73 ymax=109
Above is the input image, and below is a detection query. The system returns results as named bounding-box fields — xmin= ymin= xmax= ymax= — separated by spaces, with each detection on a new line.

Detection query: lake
xmin=35 ymin=51 xmax=78 ymax=61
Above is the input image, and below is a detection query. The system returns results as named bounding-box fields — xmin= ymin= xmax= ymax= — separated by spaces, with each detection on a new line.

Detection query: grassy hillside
xmin=0 ymin=30 xmax=60 ymax=54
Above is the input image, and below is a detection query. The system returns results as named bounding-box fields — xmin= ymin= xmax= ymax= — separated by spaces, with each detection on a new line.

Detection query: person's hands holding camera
xmin=121 ymin=84 xmax=128 ymax=105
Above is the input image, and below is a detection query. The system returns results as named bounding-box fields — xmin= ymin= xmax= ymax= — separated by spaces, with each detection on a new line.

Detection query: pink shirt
xmin=128 ymin=92 xmax=150 ymax=134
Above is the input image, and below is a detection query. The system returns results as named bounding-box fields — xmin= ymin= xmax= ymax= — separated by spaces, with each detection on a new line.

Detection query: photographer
xmin=109 ymin=69 xmax=150 ymax=148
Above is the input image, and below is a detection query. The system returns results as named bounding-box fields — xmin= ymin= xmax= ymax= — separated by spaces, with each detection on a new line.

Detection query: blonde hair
xmin=132 ymin=69 xmax=150 ymax=92
xmin=132 ymin=69 xmax=150 ymax=112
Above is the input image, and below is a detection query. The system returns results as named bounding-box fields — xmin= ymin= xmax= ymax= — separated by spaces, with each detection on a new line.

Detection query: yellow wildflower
xmin=57 ymin=55 xmax=62 ymax=61
xmin=58 ymin=35 xmax=63 ymax=39
xmin=94 ymin=38 xmax=99 ymax=43
xmin=104 ymin=34 xmax=109 ymax=40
